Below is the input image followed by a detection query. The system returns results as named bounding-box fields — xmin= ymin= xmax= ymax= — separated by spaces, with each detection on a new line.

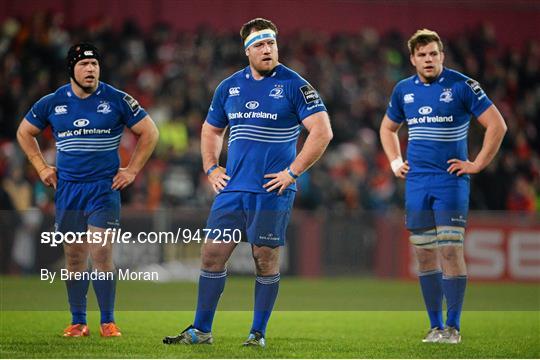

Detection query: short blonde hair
xmin=408 ymin=29 xmax=443 ymax=55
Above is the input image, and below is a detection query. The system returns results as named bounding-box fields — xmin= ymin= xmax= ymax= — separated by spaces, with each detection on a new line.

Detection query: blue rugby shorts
xmin=405 ymin=174 xmax=469 ymax=230
xmin=206 ymin=190 xmax=295 ymax=247
xmin=55 ymin=178 xmax=121 ymax=233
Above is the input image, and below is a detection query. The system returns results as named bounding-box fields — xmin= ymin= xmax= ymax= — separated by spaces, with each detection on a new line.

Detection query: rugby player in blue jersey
xmin=17 ymin=43 xmax=159 ymax=337
xmin=163 ymin=18 xmax=333 ymax=347
xmin=380 ymin=29 xmax=507 ymax=343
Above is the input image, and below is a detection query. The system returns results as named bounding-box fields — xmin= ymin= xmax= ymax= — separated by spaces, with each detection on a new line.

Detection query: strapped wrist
xmin=390 ymin=157 xmax=404 ymax=173
xmin=286 ymin=167 xmax=298 ymax=180
xmin=206 ymin=164 xmax=219 ymax=176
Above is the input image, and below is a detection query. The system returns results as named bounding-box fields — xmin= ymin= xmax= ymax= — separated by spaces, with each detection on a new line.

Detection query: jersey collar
xmin=67 ymin=81 xmax=104 ymax=99
xmin=413 ymin=67 xmax=448 ymax=87
xmin=243 ymin=64 xmax=281 ymax=81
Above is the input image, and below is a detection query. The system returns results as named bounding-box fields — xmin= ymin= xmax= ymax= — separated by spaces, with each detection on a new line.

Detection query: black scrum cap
xmin=66 ymin=43 xmax=101 ymax=78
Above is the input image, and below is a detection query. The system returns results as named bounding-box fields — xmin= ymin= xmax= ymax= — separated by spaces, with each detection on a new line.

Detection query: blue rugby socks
xmin=419 ymin=269 xmax=444 ymax=329
xmin=66 ymin=274 xmax=90 ymax=325
xmin=442 ymin=275 xmax=467 ymax=331
xmin=193 ymin=269 xmax=227 ymax=333
xmin=92 ymin=276 xmax=117 ymax=324
xmin=250 ymin=273 xmax=280 ymax=337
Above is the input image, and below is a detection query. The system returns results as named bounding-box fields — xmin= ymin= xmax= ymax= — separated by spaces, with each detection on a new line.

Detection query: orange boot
xmin=100 ymin=322 xmax=122 ymax=337
xmin=63 ymin=324 xmax=90 ymax=337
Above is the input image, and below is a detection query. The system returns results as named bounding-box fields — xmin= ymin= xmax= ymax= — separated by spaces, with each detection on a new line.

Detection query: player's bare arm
xmin=16 ymin=118 xmax=57 ymax=189
xmin=264 ymin=111 xmax=333 ymax=195
xmin=379 ymin=115 xmax=410 ymax=179
xmin=447 ymin=104 xmax=507 ymax=176
xmin=112 ymin=115 xmax=159 ymax=190
xmin=201 ymin=121 xmax=230 ymax=193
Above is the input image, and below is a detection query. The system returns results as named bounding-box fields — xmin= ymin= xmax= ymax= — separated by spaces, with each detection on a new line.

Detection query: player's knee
xmin=436 ymin=226 xmax=464 ymax=247
xmin=65 ymin=255 xmax=88 ymax=272
xmin=200 ymin=249 xmax=227 ymax=271
xmin=440 ymin=245 xmax=466 ymax=276
xmin=409 ymin=228 xmax=438 ymax=249
xmin=201 ymin=257 xmax=225 ymax=272
xmin=415 ymin=249 xmax=438 ymax=271
xmin=254 ymin=258 xmax=276 ymax=275
xmin=64 ymin=248 xmax=89 ymax=271
xmin=90 ymin=248 xmax=113 ymax=270
xmin=252 ymin=246 xmax=279 ymax=275
xmin=440 ymin=245 xmax=462 ymax=263
xmin=441 ymin=250 xmax=458 ymax=265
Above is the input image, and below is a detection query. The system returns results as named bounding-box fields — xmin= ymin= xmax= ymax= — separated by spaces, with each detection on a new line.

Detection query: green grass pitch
xmin=1 ymin=277 xmax=539 ymax=358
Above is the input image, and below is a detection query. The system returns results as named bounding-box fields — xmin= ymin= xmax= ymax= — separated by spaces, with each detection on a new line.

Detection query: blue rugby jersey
xmin=25 ymin=82 xmax=147 ymax=182
xmin=386 ymin=67 xmax=493 ymax=175
xmin=206 ymin=64 xmax=327 ymax=193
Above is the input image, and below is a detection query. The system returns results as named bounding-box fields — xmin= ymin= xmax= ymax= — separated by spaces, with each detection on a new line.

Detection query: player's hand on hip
xmin=263 ymin=170 xmax=295 ymax=195
xmin=112 ymin=168 xmax=137 ymax=190
xmin=447 ymin=159 xmax=480 ymax=176
xmin=39 ymin=166 xmax=57 ymax=189
xmin=394 ymin=160 xmax=409 ymax=179
xmin=208 ymin=166 xmax=230 ymax=194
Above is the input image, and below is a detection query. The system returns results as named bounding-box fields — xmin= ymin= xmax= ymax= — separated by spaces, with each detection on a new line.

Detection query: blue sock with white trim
xmin=66 ymin=274 xmax=90 ymax=325
xmin=92 ymin=276 xmax=116 ymax=324
xmin=250 ymin=273 xmax=280 ymax=336
xmin=443 ymin=275 xmax=467 ymax=330
xmin=193 ymin=269 xmax=227 ymax=333
xmin=419 ymin=270 xmax=444 ymax=329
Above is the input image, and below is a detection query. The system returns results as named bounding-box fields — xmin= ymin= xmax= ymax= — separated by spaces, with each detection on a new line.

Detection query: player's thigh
xmin=55 ymin=179 xmax=88 ymax=234
xmin=63 ymin=241 xmax=89 ymax=271
xmin=86 ymin=225 xmax=115 ymax=272
xmin=409 ymin=227 xmax=439 ymax=271
xmin=405 ymin=175 xmax=435 ymax=230
xmin=245 ymin=191 xmax=295 ymax=247
xmin=87 ymin=225 xmax=113 ymax=253
xmin=86 ymin=179 xmax=121 ymax=230
xmin=432 ymin=176 xmax=469 ymax=246
xmin=200 ymin=241 xmax=238 ymax=265
xmin=206 ymin=191 xmax=247 ymax=240
xmin=409 ymin=227 xmax=438 ymax=248
xmin=202 ymin=192 xmax=246 ymax=267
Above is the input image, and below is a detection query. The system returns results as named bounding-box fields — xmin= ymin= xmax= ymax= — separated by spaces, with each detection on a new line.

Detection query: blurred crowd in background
xmin=1 ymin=12 xmax=539 ymax=215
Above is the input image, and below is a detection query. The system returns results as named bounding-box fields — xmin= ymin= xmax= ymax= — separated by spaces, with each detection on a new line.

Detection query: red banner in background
xmin=376 ymin=213 xmax=540 ymax=282
xmin=2 ymin=0 xmax=539 ymax=48
xmin=464 ymin=227 xmax=539 ymax=281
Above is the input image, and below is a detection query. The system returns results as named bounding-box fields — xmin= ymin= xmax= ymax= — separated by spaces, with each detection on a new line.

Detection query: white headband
xmin=244 ymin=29 xmax=277 ymax=49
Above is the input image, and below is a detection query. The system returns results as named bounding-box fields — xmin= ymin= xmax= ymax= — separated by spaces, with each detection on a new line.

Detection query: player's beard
xmin=256 ymin=68 xmax=272 ymax=77
xmin=80 ymin=85 xmax=96 ymax=93
xmin=73 ymin=77 xmax=97 ymax=94
xmin=423 ymin=74 xmax=437 ymax=82
xmin=254 ymin=62 xmax=278 ymax=77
